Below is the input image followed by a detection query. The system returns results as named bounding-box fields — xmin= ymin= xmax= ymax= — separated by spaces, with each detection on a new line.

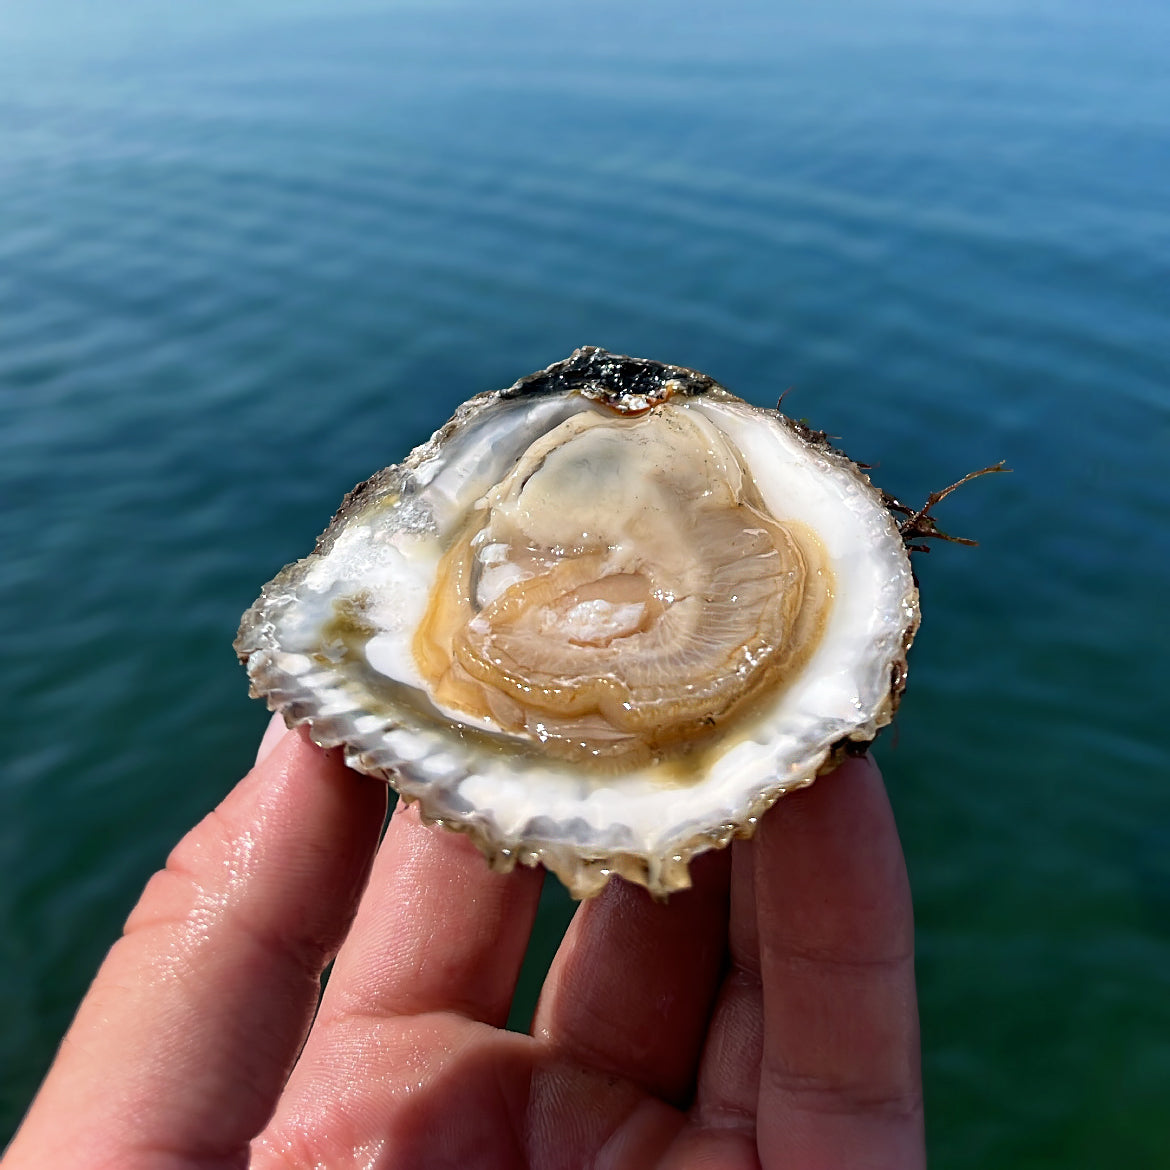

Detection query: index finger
xmin=4 ymin=725 xmax=387 ymax=1169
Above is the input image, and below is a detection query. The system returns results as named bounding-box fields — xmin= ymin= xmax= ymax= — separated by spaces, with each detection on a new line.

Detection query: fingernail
xmin=254 ymin=712 xmax=289 ymax=765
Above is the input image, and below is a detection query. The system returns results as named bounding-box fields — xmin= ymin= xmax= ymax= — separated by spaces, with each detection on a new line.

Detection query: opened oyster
xmin=237 ymin=348 xmax=920 ymax=897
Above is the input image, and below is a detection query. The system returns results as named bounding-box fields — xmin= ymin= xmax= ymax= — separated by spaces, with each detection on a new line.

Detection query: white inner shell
xmin=265 ymin=395 xmax=915 ymax=860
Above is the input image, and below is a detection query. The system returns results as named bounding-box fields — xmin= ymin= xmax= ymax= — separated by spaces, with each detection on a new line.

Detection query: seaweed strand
xmin=884 ymin=462 xmax=1009 ymax=552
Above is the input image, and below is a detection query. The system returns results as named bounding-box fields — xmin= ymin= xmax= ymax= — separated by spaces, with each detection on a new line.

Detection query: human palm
xmin=5 ymin=722 xmax=923 ymax=1169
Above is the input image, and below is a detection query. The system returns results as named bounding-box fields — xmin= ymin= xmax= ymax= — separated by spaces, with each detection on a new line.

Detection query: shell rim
xmin=236 ymin=347 xmax=921 ymax=898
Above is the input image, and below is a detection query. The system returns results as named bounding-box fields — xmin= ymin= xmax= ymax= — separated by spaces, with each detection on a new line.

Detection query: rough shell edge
xmin=236 ymin=347 xmax=921 ymax=899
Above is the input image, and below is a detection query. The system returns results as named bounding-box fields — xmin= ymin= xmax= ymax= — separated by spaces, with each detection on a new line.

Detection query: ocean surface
xmin=1 ymin=0 xmax=1168 ymax=1162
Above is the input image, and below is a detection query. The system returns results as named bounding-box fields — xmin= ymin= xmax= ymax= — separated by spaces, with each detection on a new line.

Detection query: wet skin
xmin=4 ymin=721 xmax=924 ymax=1169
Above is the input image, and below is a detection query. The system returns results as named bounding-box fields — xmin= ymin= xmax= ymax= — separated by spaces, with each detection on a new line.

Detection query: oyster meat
xmin=236 ymin=348 xmax=919 ymax=897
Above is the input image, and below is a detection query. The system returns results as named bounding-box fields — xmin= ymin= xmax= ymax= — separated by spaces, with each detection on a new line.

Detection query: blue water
xmin=2 ymin=1 xmax=1168 ymax=1162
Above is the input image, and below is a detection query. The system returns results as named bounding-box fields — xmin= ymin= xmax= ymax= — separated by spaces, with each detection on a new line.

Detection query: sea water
xmin=2 ymin=2 xmax=1168 ymax=1162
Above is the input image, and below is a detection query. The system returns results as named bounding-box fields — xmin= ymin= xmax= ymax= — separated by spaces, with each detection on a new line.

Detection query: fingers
xmin=4 ymin=726 xmax=387 ymax=1170
xmin=256 ymin=800 xmax=543 ymax=1156
xmin=752 ymin=755 xmax=925 ymax=1170
xmin=314 ymin=800 xmax=545 ymax=1029
xmin=531 ymin=849 xmax=731 ymax=1107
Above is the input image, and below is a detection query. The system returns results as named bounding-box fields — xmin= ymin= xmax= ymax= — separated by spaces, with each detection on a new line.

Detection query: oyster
xmin=236 ymin=348 xmax=919 ymax=897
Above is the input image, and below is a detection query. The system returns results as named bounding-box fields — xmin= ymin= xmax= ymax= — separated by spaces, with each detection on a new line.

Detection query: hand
xmin=4 ymin=720 xmax=924 ymax=1169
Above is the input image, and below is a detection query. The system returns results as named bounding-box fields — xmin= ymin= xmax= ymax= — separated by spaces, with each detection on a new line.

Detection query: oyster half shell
xmin=236 ymin=348 xmax=919 ymax=897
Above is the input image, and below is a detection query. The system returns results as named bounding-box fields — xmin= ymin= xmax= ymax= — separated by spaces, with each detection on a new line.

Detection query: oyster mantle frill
xmin=236 ymin=348 xmax=919 ymax=897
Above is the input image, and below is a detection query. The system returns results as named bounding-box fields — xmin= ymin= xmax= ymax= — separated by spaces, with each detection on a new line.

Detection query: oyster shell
xmin=236 ymin=348 xmax=919 ymax=897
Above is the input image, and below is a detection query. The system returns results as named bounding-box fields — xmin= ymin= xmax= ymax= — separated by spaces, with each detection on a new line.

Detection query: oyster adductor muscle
xmin=236 ymin=348 xmax=919 ymax=897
